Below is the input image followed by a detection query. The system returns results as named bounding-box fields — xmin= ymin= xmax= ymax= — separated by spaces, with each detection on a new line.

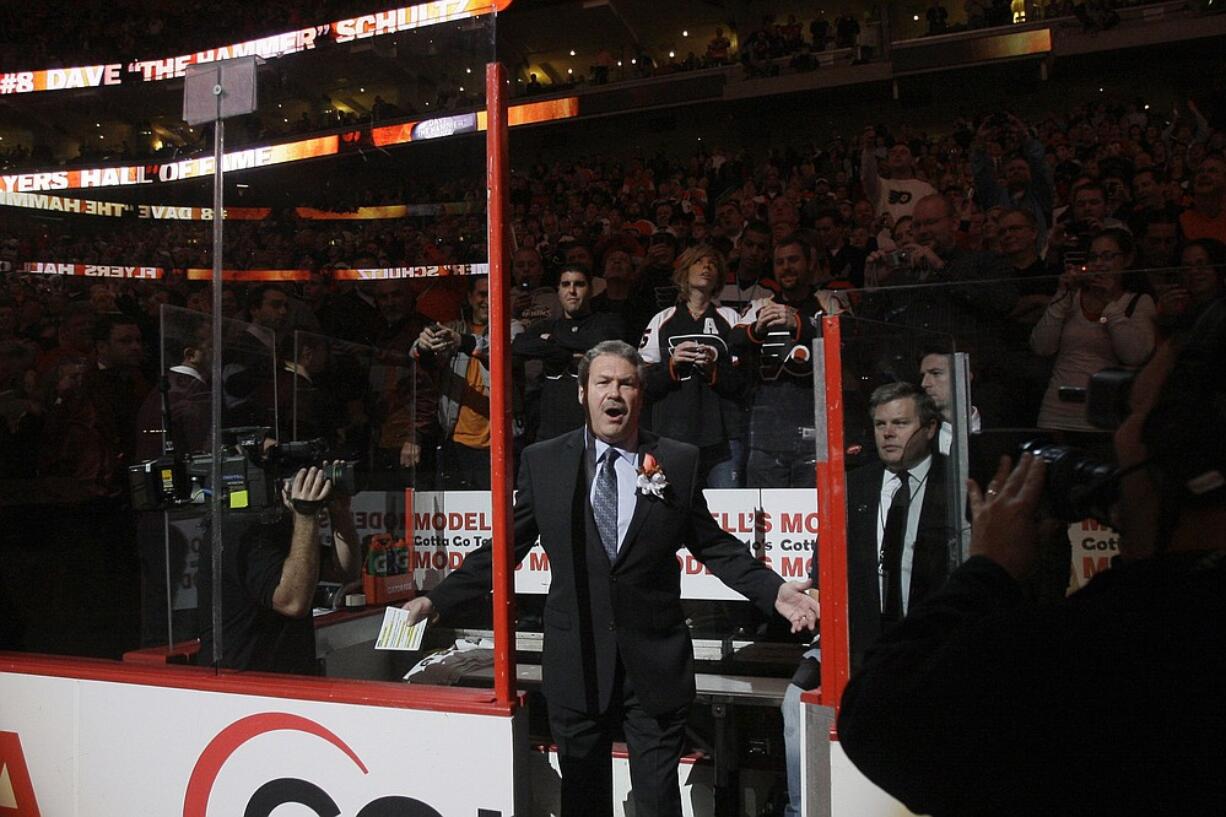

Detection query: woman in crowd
xmin=1030 ymin=227 xmax=1155 ymax=434
xmin=639 ymin=244 xmax=747 ymax=487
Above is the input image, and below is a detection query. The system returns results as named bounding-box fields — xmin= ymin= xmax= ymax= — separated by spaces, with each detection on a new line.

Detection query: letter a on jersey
xmin=0 ymin=732 xmax=41 ymax=816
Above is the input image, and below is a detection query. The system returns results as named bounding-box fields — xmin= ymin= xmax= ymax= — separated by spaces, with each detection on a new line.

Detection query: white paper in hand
xmin=375 ymin=606 xmax=427 ymax=651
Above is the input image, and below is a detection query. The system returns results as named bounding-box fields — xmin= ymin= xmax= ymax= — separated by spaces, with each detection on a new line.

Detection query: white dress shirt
xmin=875 ymin=454 xmax=933 ymax=614
xmin=938 ymin=406 xmax=981 ymax=455
xmin=589 ymin=434 xmax=641 ymax=553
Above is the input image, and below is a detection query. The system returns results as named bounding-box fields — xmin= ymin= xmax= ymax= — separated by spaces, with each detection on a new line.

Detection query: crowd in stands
xmin=1 ymin=1 xmax=1210 ymax=175
xmin=3 ymin=84 xmax=1226 ymax=500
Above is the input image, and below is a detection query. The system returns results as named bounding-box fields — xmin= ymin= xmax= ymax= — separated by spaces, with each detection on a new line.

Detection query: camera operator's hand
xmin=283 ymin=465 xmax=333 ymax=517
xmin=967 ymin=453 xmax=1047 ymax=580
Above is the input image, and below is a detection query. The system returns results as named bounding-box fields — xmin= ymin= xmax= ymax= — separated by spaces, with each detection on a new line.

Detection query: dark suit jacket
xmin=427 ymin=427 xmax=785 ymax=716
xmin=844 ymin=455 xmax=956 ymax=667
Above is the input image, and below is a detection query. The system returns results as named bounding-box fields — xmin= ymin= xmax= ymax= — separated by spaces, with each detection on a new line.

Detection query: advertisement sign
xmin=0 ymin=671 xmax=520 ymax=816
xmin=1069 ymin=518 xmax=1119 ymax=592
xmin=340 ymin=489 xmax=818 ymax=600
xmin=345 ymin=490 xmax=1110 ymax=599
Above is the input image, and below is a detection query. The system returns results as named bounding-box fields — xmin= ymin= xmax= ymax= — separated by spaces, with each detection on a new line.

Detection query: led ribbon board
xmin=0 ymin=0 xmax=513 ymax=96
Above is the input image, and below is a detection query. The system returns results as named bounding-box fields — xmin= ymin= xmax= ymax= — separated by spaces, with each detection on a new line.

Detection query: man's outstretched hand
xmin=776 ymin=580 xmax=820 ymax=633
xmin=401 ymin=595 xmax=435 ymax=625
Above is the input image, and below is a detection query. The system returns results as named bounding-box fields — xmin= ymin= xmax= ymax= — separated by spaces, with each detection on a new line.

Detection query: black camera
xmin=885 ymin=249 xmax=911 ymax=269
xmin=1019 ymin=440 xmax=1118 ymax=524
xmin=1021 ymin=368 xmax=1138 ymax=523
xmin=128 ymin=427 xmax=357 ymax=512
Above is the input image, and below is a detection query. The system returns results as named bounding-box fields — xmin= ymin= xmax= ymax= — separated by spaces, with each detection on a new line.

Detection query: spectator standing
xmin=814 ymin=208 xmax=867 ymax=288
xmin=717 ymin=220 xmax=778 ymax=313
xmin=1179 ymin=153 xmax=1226 ymax=243
xmin=835 ymin=9 xmax=861 ymax=49
xmin=972 ymin=114 xmax=1055 ymax=251
xmin=639 ymin=245 xmax=747 ymax=487
xmin=512 ymin=266 xmax=629 ymax=442
xmin=926 ymin=1 xmax=950 ymax=35
xmin=1030 ymin=229 xmax=1155 ymax=432
xmin=736 ymin=235 xmax=848 ymax=488
xmin=861 ymin=127 xmax=937 ymax=226
xmin=413 ymin=277 xmax=522 ymax=489
xmin=706 ymin=27 xmax=731 ymax=65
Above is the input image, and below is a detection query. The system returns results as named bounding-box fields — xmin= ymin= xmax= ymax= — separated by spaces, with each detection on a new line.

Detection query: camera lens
xmin=1021 ymin=440 xmax=1119 ymax=524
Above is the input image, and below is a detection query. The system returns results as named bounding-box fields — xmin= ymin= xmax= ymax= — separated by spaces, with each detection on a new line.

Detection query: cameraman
xmin=197 ymin=462 xmax=360 ymax=675
xmin=838 ymin=302 xmax=1226 ymax=816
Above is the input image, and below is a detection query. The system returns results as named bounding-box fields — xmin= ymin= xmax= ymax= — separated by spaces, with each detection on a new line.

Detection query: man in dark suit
xmin=404 ymin=339 xmax=818 ymax=817
xmin=780 ymin=380 xmax=955 ymax=817
xmin=846 ymin=381 xmax=955 ymax=664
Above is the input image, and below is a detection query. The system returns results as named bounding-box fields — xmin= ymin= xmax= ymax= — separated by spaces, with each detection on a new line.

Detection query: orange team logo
xmin=0 ymin=731 xmax=42 ymax=817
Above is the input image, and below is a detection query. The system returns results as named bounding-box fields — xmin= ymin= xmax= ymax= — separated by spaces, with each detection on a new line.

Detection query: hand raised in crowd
xmin=967 ymin=453 xmax=1047 ymax=580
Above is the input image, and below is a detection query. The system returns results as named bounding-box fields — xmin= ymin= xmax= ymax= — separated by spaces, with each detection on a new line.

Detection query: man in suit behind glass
xmin=779 ymin=380 xmax=954 ymax=817
xmin=403 ymin=340 xmax=819 ymax=817
xmin=847 ymin=381 xmax=955 ymax=666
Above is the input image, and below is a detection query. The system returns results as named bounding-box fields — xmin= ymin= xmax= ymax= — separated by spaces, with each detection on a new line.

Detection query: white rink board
xmin=0 ymin=670 xmax=519 ymax=816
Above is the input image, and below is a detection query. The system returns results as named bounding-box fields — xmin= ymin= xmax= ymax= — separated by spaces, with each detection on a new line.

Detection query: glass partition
xmin=817 ymin=261 xmax=1171 ymax=690
xmin=827 ymin=316 xmax=964 ymax=672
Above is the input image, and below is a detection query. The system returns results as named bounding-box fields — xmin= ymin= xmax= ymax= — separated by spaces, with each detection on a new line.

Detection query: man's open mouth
xmin=603 ymin=404 xmax=627 ymax=418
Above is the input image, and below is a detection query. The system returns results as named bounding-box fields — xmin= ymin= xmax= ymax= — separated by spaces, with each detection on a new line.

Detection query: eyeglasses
xmin=1086 ymin=251 xmax=1125 ymax=264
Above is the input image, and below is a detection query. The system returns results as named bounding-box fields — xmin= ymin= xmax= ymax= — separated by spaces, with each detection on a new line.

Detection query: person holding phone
xmin=638 ymin=244 xmax=747 ymax=487
xmin=1030 ymin=228 xmax=1155 ymax=433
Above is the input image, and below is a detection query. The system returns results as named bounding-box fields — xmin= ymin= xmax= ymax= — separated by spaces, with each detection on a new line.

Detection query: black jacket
xmin=838 ymin=550 xmax=1226 ymax=817
xmin=842 ymin=455 xmax=956 ymax=666
xmin=427 ymin=428 xmax=784 ymax=715
xmin=511 ymin=310 xmax=628 ymax=441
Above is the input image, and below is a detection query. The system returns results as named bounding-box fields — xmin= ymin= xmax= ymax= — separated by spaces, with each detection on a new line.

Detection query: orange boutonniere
xmin=636 ymin=453 xmax=669 ymax=498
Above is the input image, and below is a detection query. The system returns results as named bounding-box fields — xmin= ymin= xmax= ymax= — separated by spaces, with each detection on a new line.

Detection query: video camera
xmin=128 ymin=426 xmax=357 ymax=512
xmin=1021 ymin=368 xmax=1136 ymax=524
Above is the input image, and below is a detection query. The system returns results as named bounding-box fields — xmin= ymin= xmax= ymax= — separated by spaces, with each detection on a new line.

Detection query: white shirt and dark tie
xmin=876 ymin=454 xmax=933 ymax=616
xmin=590 ymin=435 xmax=640 ymax=559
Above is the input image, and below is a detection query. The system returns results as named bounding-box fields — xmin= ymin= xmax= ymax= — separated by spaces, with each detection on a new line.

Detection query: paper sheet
xmin=374 ymin=606 xmax=427 ymax=651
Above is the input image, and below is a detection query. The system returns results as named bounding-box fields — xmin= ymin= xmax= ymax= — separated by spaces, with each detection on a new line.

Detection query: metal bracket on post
xmin=951 ymin=351 xmax=973 ymax=562
xmin=182 ymin=56 xmax=259 ymax=669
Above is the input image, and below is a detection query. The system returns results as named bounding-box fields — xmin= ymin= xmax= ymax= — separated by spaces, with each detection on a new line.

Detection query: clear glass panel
xmin=830 ymin=315 xmax=961 ymax=671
